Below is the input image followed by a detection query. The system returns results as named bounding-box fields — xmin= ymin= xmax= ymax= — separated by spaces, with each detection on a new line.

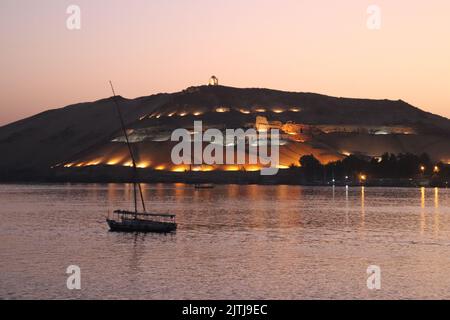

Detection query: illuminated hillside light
xmin=63 ymin=118 xmax=339 ymax=176
xmin=137 ymin=162 xmax=150 ymax=169
xmin=216 ymin=107 xmax=230 ymax=113
xmin=172 ymin=166 xmax=188 ymax=172
xmin=225 ymin=141 xmax=236 ymax=147
xmin=107 ymin=158 xmax=122 ymax=166
xmin=123 ymin=161 xmax=133 ymax=167
xmin=86 ymin=160 xmax=101 ymax=166
xmin=342 ymin=151 xmax=352 ymax=157
xmin=225 ymin=165 xmax=240 ymax=171
xmin=250 ymin=137 xmax=281 ymax=147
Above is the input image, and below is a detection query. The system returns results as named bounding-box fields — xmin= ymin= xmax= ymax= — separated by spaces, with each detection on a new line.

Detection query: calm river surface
xmin=1 ymin=184 xmax=449 ymax=299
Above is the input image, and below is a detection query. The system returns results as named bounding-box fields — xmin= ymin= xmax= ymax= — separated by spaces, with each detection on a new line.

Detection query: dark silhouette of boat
xmin=105 ymin=81 xmax=177 ymax=233
xmin=194 ymin=183 xmax=214 ymax=189
xmin=107 ymin=210 xmax=176 ymax=233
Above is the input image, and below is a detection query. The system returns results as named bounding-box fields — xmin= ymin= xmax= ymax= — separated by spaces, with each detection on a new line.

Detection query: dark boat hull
xmin=194 ymin=184 xmax=214 ymax=189
xmin=107 ymin=218 xmax=177 ymax=233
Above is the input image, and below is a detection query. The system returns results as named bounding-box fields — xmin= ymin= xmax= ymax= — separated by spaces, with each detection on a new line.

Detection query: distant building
xmin=209 ymin=75 xmax=219 ymax=86
xmin=255 ymin=116 xmax=282 ymax=132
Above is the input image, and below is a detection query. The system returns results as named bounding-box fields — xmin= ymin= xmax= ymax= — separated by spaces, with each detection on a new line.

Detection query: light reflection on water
xmin=0 ymin=183 xmax=450 ymax=299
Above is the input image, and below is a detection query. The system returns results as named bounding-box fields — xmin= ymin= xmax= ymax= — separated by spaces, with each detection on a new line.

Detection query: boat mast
xmin=109 ymin=81 xmax=147 ymax=215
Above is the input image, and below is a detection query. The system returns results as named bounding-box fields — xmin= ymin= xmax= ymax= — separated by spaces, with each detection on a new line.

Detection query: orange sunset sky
xmin=0 ymin=0 xmax=449 ymax=125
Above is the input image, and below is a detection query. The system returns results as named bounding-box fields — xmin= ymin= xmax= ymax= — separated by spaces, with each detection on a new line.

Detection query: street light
xmin=420 ymin=165 xmax=426 ymax=173
xmin=434 ymin=166 xmax=440 ymax=173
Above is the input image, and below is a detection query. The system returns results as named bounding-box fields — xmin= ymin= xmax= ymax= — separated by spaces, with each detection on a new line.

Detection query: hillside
xmin=0 ymin=93 xmax=170 ymax=177
xmin=0 ymin=85 xmax=449 ymax=180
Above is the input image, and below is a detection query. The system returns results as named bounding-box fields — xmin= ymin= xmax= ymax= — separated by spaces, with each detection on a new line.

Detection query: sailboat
xmin=194 ymin=183 xmax=214 ymax=189
xmin=106 ymin=81 xmax=177 ymax=233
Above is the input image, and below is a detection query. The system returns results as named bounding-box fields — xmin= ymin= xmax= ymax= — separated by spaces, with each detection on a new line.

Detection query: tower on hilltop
xmin=208 ymin=75 xmax=219 ymax=86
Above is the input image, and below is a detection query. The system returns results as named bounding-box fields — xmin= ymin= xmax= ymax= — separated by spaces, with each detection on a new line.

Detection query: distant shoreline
xmin=0 ymin=167 xmax=447 ymax=188
xmin=0 ymin=182 xmax=447 ymax=190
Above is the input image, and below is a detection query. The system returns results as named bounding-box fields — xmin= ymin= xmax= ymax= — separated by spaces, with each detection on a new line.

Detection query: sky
xmin=0 ymin=0 xmax=449 ymax=125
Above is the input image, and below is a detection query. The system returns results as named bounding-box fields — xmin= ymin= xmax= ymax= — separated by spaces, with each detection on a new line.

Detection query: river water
xmin=0 ymin=183 xmax=449 ymax=299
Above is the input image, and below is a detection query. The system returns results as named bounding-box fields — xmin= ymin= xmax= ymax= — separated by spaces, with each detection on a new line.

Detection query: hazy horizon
xmin=1 ymin=0 xmax=449 ymax=125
